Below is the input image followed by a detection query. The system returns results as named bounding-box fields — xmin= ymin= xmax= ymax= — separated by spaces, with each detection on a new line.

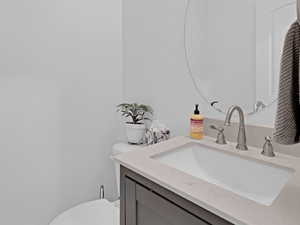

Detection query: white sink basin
xmin=153 ymin=143 xmax=292 ymax=206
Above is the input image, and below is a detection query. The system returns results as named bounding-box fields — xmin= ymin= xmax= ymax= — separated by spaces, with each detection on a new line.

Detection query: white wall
xmin=123 ymin=0 xmax=283 ymax=132
xmin=0 ymin=0 xmax=122 ymax=224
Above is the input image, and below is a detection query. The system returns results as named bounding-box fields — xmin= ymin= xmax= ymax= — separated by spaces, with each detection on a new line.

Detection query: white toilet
xmin=49 ymin=143 xmax=142 ymax=225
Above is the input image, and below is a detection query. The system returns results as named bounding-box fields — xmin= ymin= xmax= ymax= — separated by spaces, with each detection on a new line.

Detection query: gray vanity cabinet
xmin=120 ymin=166 xmax=233 ymax=225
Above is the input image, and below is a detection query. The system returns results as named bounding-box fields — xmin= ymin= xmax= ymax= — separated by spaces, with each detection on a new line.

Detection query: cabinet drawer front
xmin=136 ymin=183 xmax=209 ymax=225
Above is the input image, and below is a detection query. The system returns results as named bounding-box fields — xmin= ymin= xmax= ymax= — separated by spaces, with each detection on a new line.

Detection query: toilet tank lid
xmin=112 ymin=142 xmax=144 ymax=156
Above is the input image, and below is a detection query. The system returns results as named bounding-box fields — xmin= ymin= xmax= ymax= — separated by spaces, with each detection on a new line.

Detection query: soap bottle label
xmin=190 ymin=119 xmax=204 ymax=139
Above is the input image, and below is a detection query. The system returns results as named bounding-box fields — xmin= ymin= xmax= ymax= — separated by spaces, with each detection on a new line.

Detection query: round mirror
xmin=184 ymin=0 xmax=296 ymax=114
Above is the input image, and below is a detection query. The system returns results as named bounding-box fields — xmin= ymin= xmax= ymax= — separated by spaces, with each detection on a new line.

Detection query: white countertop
xmin=113 ymin=136 xmax=300 ymax=225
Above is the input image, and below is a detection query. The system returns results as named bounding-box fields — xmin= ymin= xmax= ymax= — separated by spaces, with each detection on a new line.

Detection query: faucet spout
xmin=224 ymin=105 xmax=248 ymax=150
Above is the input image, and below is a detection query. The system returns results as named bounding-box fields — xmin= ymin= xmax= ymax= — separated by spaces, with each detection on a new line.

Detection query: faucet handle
xmin=265 ymin=136 xmax=272 ymax=142
xmin=261 ymin=136 xmax=275 ymax=157
xmin=210 ymin=125 xmax=224 ymax=132
xmin=210 ymin=125 xmax=227 ymax=145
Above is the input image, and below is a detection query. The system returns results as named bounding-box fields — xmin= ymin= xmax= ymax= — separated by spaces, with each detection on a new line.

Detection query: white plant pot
xmin=125 ymin=123 xmax=146 ymax=144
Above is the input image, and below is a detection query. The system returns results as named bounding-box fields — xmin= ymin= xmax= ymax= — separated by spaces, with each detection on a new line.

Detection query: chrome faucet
xmin=224 ymin=105 xmax=248 ymax=151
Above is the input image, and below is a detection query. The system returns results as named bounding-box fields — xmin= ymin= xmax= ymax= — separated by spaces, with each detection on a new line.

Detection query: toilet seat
xmin=50 ymin=142 xmax=137 ymax=225
xmin=49 ymin=199 xmax=119 ymax=225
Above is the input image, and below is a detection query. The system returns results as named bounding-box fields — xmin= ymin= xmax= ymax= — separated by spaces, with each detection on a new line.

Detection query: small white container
xmin=125 ymin=123 xmax=146 ymax=144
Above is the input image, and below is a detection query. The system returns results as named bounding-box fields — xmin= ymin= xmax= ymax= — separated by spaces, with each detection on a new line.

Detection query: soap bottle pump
xmin=190 ymin=104 xmax=204 ymax=140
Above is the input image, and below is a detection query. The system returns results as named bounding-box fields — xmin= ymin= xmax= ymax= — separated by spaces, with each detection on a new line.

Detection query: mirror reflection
xmin=185 ymin=0 xmax=296 ymax=114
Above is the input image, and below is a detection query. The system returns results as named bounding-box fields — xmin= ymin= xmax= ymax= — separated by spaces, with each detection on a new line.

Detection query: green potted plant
xmin=117 ymin=103 xmax=153 ymax=144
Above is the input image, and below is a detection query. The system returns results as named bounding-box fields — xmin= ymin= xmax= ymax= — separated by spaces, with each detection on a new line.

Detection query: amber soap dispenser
xmin=190 ymin=104 xmax=204 ymax=140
